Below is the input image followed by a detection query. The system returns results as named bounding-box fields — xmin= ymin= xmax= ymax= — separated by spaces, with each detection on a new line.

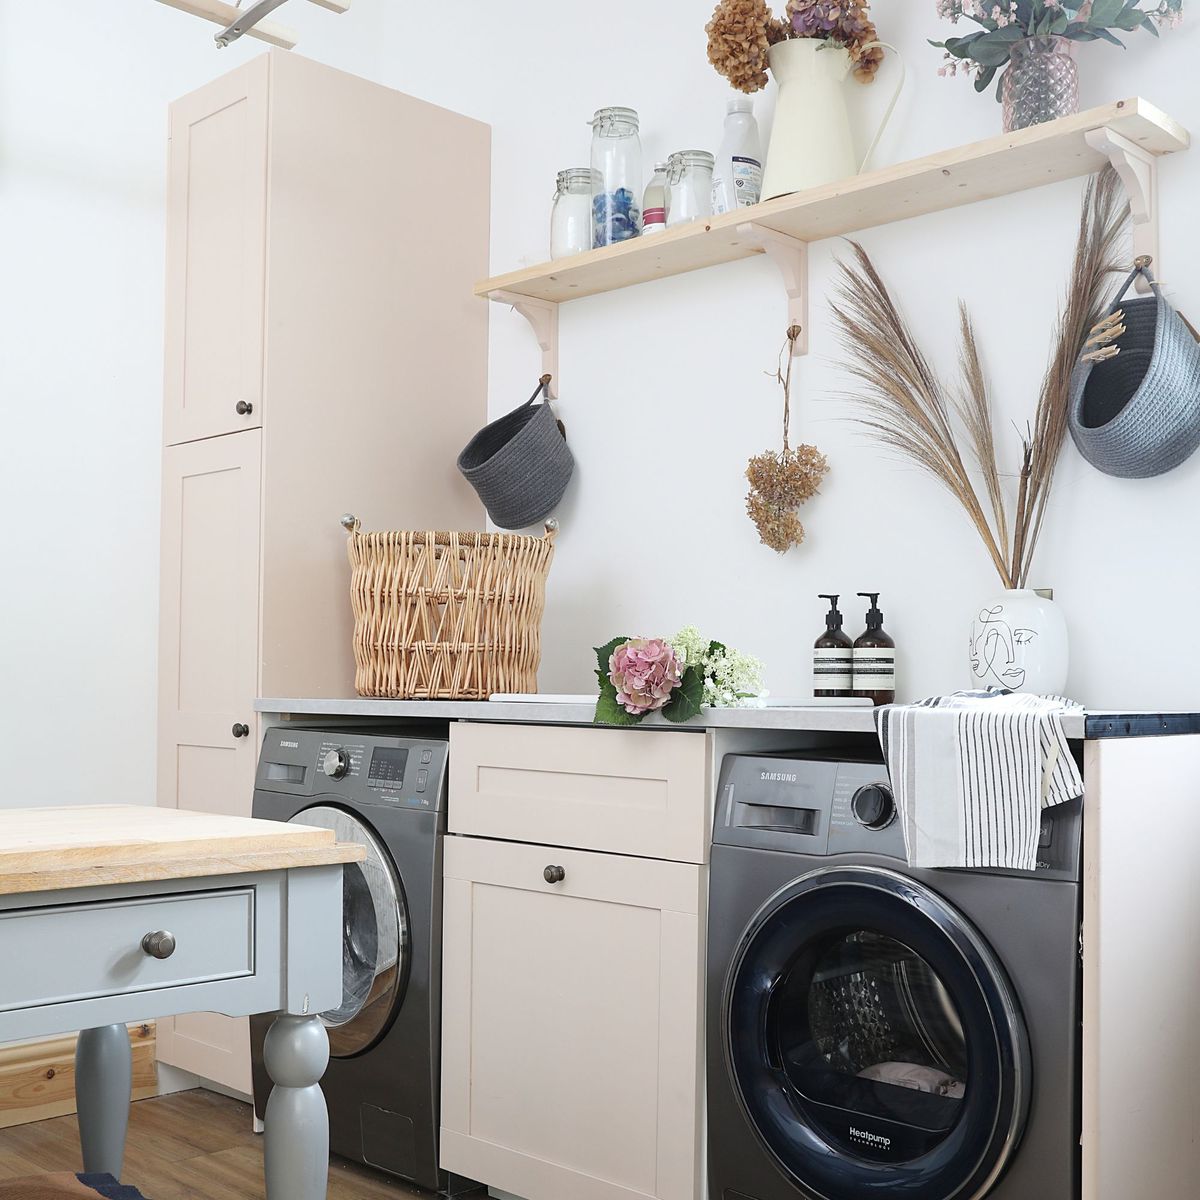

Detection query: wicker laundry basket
xmin=343 ymin=517 xmax=557 ymax=700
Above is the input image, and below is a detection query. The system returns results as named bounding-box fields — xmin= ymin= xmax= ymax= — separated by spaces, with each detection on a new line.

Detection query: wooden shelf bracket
xmin=738 ymin=224 xmax=810 ymax=356
xmin=494 ymin=290 xmax=560 ymax=398
xmin=1085 ymin=126 xmax=1159 ymax=288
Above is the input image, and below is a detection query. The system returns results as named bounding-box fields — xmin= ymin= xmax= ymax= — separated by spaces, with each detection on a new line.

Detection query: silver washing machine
xmin=707 ymin=751 xmax=1082 ymax=1200
xmin=249 ymin=726 xmax=473 ymax=1194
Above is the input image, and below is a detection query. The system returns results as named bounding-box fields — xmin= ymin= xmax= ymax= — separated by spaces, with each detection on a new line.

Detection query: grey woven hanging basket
xmin=1068 ymin=259 xmax=1200 ymax=479
xmin=457 ymin=375 xmax=575 ymax=529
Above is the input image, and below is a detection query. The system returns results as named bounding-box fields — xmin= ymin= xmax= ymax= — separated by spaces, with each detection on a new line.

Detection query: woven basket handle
xmin=517 ymin=374 xmax=553 ymax=410
xmin=1109 ymin=256 xmax=1160 ymax=312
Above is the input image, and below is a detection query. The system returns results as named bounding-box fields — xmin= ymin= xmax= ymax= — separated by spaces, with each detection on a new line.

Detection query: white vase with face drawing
xmin=968 ymin=589 xmax=1068 ymax=696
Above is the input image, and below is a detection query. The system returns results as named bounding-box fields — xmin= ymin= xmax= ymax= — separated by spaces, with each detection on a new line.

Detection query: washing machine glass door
xmin=726 ymin=865 xmax=1030 ymax=1200
xmin=291 ymin=805 xmax=408 ymax=1058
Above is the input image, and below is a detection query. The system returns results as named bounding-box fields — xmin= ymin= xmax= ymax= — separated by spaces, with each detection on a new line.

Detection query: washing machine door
xmin=725 ymin=865 xmax=1030 ymax=1200
xmin=290 ymin=805 xmax=408 ymax=1058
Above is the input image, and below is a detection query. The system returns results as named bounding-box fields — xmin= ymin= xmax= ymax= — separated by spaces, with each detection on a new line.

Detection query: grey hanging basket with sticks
xmin=1068 ymin=258 xmax=1200 ymax=479
xmin=457 ymin=374 xmax=575 ymax=529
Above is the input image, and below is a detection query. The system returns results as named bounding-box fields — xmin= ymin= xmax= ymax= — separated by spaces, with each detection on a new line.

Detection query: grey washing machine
xmin=249 ymin=726 xmax=470 ymax=1194
xmin=707 ymin=752 xmax=1082 ymax=1200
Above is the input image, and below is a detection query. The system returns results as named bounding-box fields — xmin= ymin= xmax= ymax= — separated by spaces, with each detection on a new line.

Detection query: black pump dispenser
xmin=853 ymin=590 xmax=896 ymax=706
xmin=820 ymin=594 xmax=844 ymax=632
xmin=860 ymin=592 xmax=884 ymax=630
xmin=814 ymin=595 xmax=853 ymax=698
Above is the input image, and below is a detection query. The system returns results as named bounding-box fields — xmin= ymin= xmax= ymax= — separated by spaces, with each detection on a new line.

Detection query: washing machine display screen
xmin=368 ymin=747 xmax=409 ymax=786
xmin=779 ymin=931 xmax=967 ymax=1159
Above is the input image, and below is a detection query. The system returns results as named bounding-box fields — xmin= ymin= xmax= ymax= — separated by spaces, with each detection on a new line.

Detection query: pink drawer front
xmin=448 ymin=723 xmax=711 ymax=863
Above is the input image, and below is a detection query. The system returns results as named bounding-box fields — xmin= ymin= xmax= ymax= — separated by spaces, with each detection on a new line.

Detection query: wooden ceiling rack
xmin=154 ymin=0 xmax=351 ymax=50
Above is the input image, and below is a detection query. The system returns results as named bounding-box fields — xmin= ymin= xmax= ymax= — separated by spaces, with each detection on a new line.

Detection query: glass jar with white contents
xmin=590 ymin=106 xmax=642 ymax=247
xmin=666 ymin=150 xmax=715 ymax=227
xmin=550 ymin=168 xmax=594 ymax=260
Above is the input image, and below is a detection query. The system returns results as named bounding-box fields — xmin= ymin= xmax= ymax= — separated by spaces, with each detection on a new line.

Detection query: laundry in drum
xmin=784 ymin=930 xmax=968 ymax=1130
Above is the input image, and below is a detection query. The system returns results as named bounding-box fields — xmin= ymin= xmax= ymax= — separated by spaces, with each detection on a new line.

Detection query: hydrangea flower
xmin=670 ymin=627 xmax=767 ymax=708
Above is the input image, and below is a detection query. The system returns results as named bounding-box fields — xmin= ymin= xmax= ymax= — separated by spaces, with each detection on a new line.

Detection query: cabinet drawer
xmin=449 ymin=724 xmax=711 ymax=862
xmin=0 ymin=888 xmax=255 ymax=1013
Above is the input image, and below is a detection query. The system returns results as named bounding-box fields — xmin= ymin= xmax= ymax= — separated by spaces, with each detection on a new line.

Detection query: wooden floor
xmin=0 ymin=1090 xmax=479 ymax=1199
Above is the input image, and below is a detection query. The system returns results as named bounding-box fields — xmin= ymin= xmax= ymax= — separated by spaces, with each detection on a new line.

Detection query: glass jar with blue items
xmin=551 ymin=168 xmax=595 ymax=260
xmin=590 ymin=106 xmax=642 ymax=247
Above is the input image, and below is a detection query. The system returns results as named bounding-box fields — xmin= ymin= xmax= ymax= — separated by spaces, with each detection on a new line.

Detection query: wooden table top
xmin=0 ymin=805 xmax=365 ymax=896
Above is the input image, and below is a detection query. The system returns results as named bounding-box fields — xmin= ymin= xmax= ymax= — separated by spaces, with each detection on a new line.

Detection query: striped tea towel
xmin=875 ymin=689 xmax=1083 ymax=870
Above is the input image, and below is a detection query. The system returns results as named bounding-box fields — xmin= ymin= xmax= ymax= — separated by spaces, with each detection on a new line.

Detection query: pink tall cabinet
xmin=156 ymin=50 xmax=489 ymax=1092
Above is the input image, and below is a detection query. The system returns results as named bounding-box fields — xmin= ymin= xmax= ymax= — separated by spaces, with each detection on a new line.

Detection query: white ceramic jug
xmin=761 ymin=38 xmax=905 ymax=201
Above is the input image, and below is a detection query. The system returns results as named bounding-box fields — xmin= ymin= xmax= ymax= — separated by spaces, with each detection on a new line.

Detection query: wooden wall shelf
xmin=480 ymin=98 xmax=1188 ymax=380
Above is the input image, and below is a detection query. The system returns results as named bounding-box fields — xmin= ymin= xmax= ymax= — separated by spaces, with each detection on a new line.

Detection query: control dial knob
xmin=851 ymin=783 xmax=896 ymax=830
xmin=322 ymin=748 xmax=350 ymax=780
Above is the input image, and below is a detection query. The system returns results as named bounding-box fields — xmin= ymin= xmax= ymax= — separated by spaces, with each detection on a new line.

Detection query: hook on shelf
xmin=1085 ymin=126 xmax=1159 ymax=292
xmin=738 ymin=224 xmax=810 ymax=356
xmin=494 ymin=291 xmax=559 ymax=398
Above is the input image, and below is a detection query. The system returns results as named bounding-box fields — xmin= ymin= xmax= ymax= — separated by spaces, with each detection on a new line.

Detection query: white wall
xmin=1 ymin=3 xmax=1196 ymax=811
xmin=374 ymin=1 xmax=1200 ymax=711
xmin=0 ymin=0 xmax=391 ymax=806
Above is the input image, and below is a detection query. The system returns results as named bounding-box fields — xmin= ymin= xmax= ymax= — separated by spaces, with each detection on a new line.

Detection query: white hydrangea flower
xmin=670 ymin=628 xmax=766 ymax=709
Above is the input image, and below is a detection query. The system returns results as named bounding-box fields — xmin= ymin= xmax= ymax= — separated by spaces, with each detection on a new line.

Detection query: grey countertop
xmin=257 ymin=696 xmax=1104 ymax=740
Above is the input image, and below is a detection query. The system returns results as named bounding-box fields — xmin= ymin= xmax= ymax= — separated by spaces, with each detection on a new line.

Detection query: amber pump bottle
xmin=853 ymin=591 xmax=896 ymax=705
xmin=814 ymin=594 xmax=853 ymax=698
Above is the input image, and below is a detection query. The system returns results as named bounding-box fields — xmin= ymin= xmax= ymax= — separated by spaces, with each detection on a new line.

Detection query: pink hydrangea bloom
xmin=609 ymin=638 xmax=683 ymax=715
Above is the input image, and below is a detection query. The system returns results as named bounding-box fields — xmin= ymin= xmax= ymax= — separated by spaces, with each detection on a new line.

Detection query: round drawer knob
xmin=141 ymin=930 xmax=177 ymax=960
xmin=232 ymin=723 xmax=250 ymax=739
xmin=235 ymin=400 xmax=254 ymax=416
xmin=543 ymin=865 xmax=566 ymax=885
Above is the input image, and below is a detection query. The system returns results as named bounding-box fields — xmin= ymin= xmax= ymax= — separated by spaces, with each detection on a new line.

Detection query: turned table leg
xmin=76 ymin=1024 xmax=132 ymax=1180
xmin=263 ymin=1014 xmax=330 ymax=1200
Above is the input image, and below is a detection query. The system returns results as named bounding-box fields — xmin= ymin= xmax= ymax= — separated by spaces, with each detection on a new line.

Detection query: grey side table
xmin=0 ymin=805 xmax=363 ymax=1200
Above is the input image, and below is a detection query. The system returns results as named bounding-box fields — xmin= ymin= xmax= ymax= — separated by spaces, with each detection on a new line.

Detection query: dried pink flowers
xmin=707 ymin=0 xmax=884 ymax=92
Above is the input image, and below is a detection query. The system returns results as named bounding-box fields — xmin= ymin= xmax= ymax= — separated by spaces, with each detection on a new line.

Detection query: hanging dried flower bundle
xmin=706 ymin=0 xmax=883 ymax=94
xmin=746 ymin=325 xmax=829 ymax=552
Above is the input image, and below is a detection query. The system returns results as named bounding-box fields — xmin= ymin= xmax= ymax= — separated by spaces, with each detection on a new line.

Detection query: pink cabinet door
xmin=441 ymin=836 xmax=705 ymax=1200
xmin=163 ymin=57 xmax=268 ymax=446
xmin=156 ymin=431 xmax=262 ymax=1093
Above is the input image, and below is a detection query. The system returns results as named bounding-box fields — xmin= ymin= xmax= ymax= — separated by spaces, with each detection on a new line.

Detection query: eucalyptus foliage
xmin=932 ymin=1 xmax=1184 ymax=96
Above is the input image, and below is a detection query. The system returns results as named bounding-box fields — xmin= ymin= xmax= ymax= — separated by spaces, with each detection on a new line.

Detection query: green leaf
xmin=661 ymin=667 xmax=705 ymax=725
xmin=970 ymin=25 xmax=1029 ymax=66
xmin=1088 ymin=0 xmax=1126 ymax=28
xmin=975 ymin=64 xmax=999 ymax=93
xmin=593 ymin=675 xmax=642 ymax=726
xmin=594 ymin=636 xmax=631 ymax=677
xmin=707 ymin=641 xmax=727 ymax=657
xmin=932 ymin=31 xmax=988 ymax=58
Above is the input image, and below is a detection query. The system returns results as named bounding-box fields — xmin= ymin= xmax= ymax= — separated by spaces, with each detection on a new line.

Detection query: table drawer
xmin=0 ymin=887 xmax=255 ymax=1012
xmin=449 ymin=723 xmax=711 ymax=862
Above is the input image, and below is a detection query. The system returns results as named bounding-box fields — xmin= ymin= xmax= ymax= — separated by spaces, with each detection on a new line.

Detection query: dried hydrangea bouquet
xmin=706 ymin=0 xmax=884 ymax=92
xmin=707 ymin=1 xmax=897 ymax=196
xmin=746 ymin=325 xmax=829 ymax=553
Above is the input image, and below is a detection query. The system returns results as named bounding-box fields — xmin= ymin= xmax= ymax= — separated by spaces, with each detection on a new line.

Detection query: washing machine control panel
xmin=255 ymin=728 xmax=449 ymax=812
xmin=715 ymin=752 xmax=1082 ymax=878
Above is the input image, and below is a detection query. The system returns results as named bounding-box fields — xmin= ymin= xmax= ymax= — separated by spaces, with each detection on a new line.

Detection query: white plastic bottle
xmin=711 ymin=96 xmax=763 ymax=215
